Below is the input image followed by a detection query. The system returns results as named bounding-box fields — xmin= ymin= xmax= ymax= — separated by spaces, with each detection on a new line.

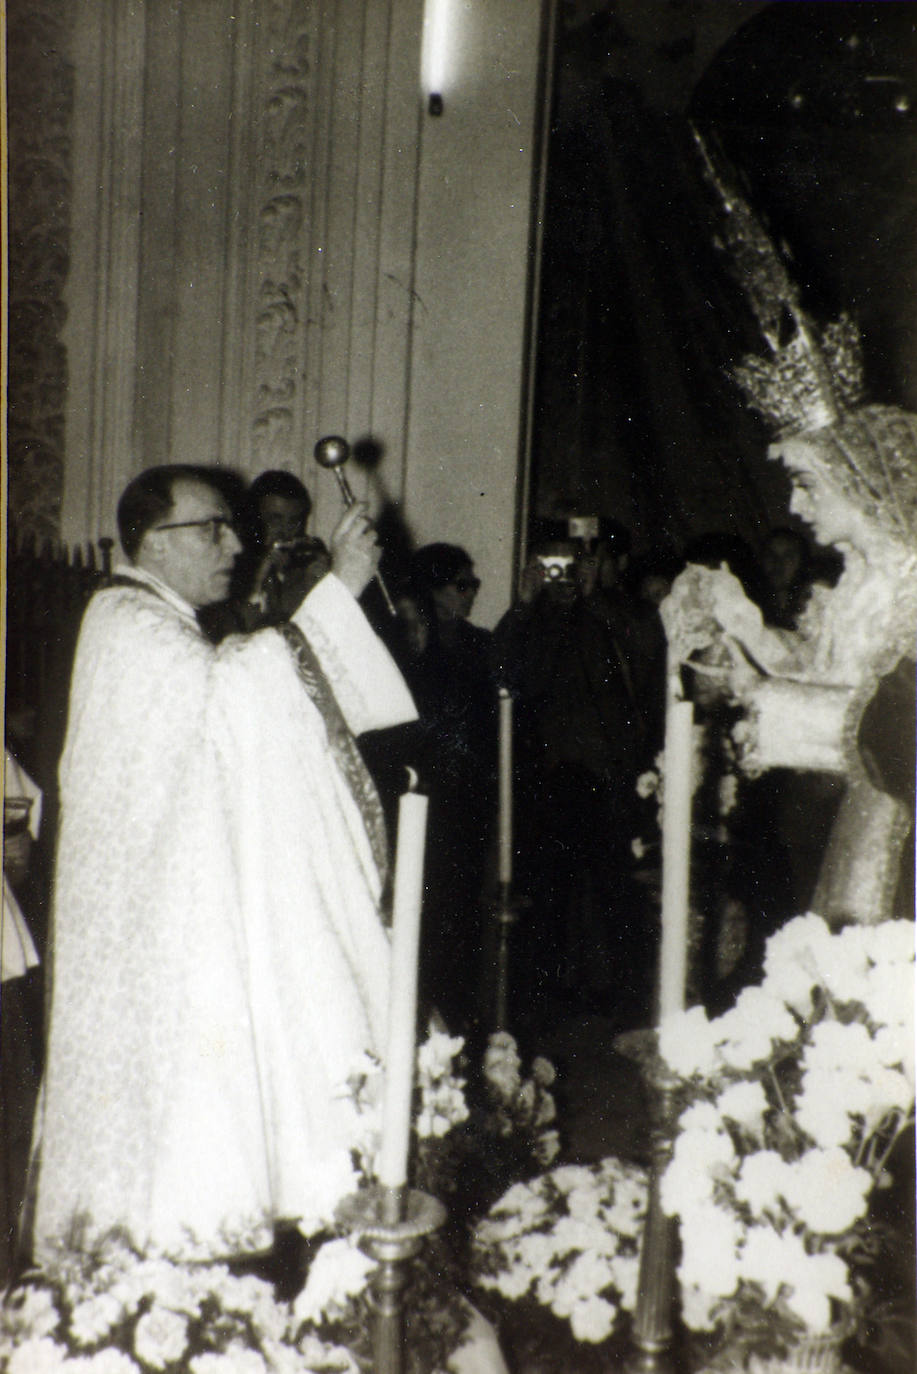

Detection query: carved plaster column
xmin=61 ymin=0 xmax=145 ymax=545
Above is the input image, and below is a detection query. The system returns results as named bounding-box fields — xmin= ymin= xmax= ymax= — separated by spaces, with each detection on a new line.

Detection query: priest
xmin=28 ymin=464 xmax=416 ymax=1262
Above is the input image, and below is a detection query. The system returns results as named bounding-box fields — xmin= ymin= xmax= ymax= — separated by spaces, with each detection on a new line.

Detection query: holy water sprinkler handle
xmin=313 ymin=434 xmax=397 ymax=616
xmin=314 ymin=434 xmax=356 ymax=507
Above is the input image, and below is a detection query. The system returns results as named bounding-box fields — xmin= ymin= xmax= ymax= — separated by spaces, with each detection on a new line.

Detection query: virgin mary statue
xmin=664 ymin=399 xmax=916 ymax=926
xmin=661 ymin=139 xmax=915 ymax=926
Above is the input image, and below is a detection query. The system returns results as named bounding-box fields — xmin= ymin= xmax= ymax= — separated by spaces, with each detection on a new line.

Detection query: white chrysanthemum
xmin=515 ymin=1231 xmax=558 ymax=1272
xmin=865 ymin=920 xmax=915 ymax=967
xmin=297 ymin=1332 xmax=361 ymax=1372
xmin=715 ymin=1080 xmax=768 ymax=1132
xmin=794 ymin=1076 xmax=854 ymax=1149
xmin=549 ymin=1164 xmax=598 ymax=1195
xmin=603 ymin=1192 xmax=646 ymax=1239
xmin=782 ymin=1250 xmax=852 ymax=1333
xmin=734 ymin=1150 xmax=793 ymax=1216
xmin=568 ymin=1295 xmax=618 ymax=1343
xmin=492 ymin=1179 xmax=542 ymax=1212
xmin=2 ymin=1284 xmax=61 ymax=1341
xmin=714 ymin=987 xmax=798 ymax=1068
xmin=658 ymin=1007 xmax=719 ymax=1077
xmin=7 ymin=1338 xmax=68 ymax=1374
xmin=806 ymin=932 xmax=871 ymax=1007
xmin=550 ymin=1216 xmax=605 ymax=1257
xmin=762 ymin=914 xmax=833 ymax=1014
xmin=133 ymin=1306 xmax=190 ymax=1369
xmin=677 ymin=1206 xmax=743 ymax=1297
xmin=546 ymin=1250 xmax=611 ymax=1313
xmin=783 ymin=1148 xmax=871 ymax=1235
xmin=679 ymin=1100 xmax=724 ymax=1133
xmin=738 ymin=1224 xmax=793 ymax=1300
xmin=484 ymin=1263 xmax=535 ymax=1301
xmin=661 ymin=1125 xmax=735 ymax=1217
xmin=292 ymin=1238 xmax=376 ymax=1326
xmin=69 ymin=1292 xmax=126 ymax=1347
xmin=862 ymin=1065 xmax=914 ymax=1119
xmin=872 ymin=1024 xmax=916 ymax=1079
xmin=861 ymin=962 xmax=914 ymax=1035
xmin=608 ymin=1252 xmax=641 ymax=1310
xmin=565 ymin=1183 xmax=602 ymax=1221
xmin=674 ymin=1116 xmax=737 ymax=1175
xmin=806 ymin=1019 xmax=875 ymax=1072
xmin=110 ymin=1258 xmax=198 ymax=1316
xmin=678 ymin=1282 xmax=719 ymax=1331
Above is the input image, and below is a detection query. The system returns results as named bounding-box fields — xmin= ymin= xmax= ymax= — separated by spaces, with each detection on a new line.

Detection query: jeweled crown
xmin=693 ymin=130 xmax=865 ymax=435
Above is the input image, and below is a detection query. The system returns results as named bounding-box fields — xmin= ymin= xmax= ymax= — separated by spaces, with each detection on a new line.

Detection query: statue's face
xmin=788 ymin=462 xmax=864 ymax=550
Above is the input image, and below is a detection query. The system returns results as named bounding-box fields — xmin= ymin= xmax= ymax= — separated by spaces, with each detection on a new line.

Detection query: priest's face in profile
xmin=137 ymin=476 xmax=243 ymax=607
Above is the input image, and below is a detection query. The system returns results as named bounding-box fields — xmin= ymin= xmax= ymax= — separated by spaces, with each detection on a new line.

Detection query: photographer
xmin=200 ymin=469 xmax=330 ymax=640
xmin=494 ymin=526 xmax=653 ymax=1025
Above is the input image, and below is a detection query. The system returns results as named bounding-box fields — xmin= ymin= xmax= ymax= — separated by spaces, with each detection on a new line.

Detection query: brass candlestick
xmin=616 ymin=1027 xmax=682 ymax=1374
xmin=335 ymin=1185 xmax=447 ymax=1374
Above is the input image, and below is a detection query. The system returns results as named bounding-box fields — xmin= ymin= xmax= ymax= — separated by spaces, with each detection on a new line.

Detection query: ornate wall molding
xmin=6 ymin=0 xmax=74 ymax=544
xmin=250 ymin=0 xmax=316 ymax=474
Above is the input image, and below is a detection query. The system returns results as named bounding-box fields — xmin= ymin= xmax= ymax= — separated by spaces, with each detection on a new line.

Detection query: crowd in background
xmin=4 ymin=469 xmax=842 ymax=1111
xmin=195 ymin=474 xmax=842 ymax=1040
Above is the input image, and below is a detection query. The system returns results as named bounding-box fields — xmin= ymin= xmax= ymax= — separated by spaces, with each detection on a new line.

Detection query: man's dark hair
xmin=248 ymin=469 xmax=313 ymax=518
xmin=410 ymin=542 xmax=474 ymax=590
xmin=117 ymin=464 xmax=230 ymax=559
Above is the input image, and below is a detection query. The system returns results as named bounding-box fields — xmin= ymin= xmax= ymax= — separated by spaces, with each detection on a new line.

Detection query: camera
xmin=537 ymin=554 xmax=576 ymax=583
xmin=270 ymin=535 xmax=328 ymax=566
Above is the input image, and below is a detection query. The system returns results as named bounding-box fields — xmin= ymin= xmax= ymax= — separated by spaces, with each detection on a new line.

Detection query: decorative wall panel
xmin=6 ymin=0 xmax=73 ymax=544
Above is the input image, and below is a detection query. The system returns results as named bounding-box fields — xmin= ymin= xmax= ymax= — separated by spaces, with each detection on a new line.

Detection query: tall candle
xmin=498 ymin=687 xmax=513 ymax=887
xmin=658 ymin=697 xmax=694 ymax=1021
xmin=377 ymin=780 xmax=429 ymax=1190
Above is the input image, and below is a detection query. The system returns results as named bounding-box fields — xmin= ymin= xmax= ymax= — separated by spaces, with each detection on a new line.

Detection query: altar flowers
xmin=657 ymin=914 xmax=915 ymax=1365
xmin=470 ymin=1157 xmax=648 ymax=1345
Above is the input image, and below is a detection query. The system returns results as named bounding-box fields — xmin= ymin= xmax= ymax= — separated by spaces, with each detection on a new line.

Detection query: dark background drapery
xmin=530 ymin=1 xmax=917 ymax=560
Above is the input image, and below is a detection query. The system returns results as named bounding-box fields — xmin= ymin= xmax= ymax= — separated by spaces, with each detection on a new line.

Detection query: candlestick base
xmin=335 ymin=1186 xmax=447 ymax=1374
xmin=615 ymin=1028 xmax=683 ymax=1372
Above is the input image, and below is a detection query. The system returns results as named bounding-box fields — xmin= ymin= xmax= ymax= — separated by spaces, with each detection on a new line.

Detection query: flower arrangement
xmin=0 ymin=1231 xmax=370 ymax=1374
xmin=0 ymin=1031 xmax=482 ymax=1374
xmin=657 ymin=914 xmax=915 ymax=1367
xmin=470 ymin=1157 xmax=648 ymax=1347
xmin=343 ymin=1027 xmax=559 ymax=1211
xmin=2 ymin=1029 xmax=562 ymax=1373
xmin=478 ymin=1032 xmax=561 ymax=1170
xmin=399 ymin=1030 xmax=561 ymax=1239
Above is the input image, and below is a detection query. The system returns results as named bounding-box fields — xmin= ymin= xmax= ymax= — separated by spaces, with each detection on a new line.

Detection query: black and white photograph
xmin=2 ymin=3 xmax=915 ymax=1371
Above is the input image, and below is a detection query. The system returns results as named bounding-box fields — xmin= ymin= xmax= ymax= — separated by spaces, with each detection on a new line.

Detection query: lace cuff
xmin=735 ymin=678 xmax=854 ymax=774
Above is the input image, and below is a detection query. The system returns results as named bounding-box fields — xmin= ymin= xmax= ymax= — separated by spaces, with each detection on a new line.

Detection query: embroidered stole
xmin=106 ymin=576 xmax=389 ymax=885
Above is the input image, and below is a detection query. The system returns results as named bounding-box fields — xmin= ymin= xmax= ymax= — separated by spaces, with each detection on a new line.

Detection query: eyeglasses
xmin=452 ymin=577 xmax=481 ymax=593
xmin=154 ymin=517 xmax=237 ymax=544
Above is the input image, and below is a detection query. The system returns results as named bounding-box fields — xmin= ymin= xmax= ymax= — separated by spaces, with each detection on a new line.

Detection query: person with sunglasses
xmin=401 ymin=543 xmax=497 ymax=1035
xmin=28 ymin=463 xmax=416 ymax=1267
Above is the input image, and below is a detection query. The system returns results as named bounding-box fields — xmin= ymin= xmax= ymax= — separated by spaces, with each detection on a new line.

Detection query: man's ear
xmin=136 ymin=530 xmax=165 ymax=566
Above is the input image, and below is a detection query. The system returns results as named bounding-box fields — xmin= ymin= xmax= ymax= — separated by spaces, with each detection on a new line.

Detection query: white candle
xmin=658 ymin=696 xmax=694 ymax=1021
xmin=497 ymin=687 xmax=513 ymax=887
xmin=377 ymin=781 xmax=429 ymax=1190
